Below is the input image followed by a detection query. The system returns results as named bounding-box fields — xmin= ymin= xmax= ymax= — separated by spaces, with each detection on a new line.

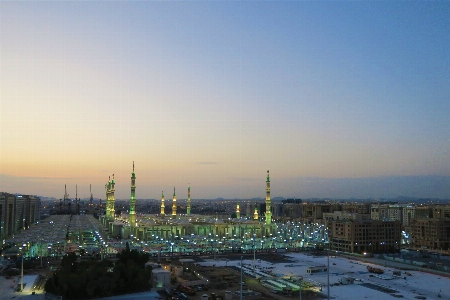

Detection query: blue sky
xmin=1 ymin=1 xmax=449 ymax=199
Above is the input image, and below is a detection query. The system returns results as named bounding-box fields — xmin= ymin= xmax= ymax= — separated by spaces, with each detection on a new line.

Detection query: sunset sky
xmin=1 ymin=2 xmax=449 ymax=200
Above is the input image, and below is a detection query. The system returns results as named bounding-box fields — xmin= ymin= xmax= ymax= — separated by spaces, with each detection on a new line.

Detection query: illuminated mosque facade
xmin=100 ymin=164 xmax=277 ymax=241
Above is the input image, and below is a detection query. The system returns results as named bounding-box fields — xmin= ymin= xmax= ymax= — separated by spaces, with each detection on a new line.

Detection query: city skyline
xmin=1 ymin=2 xmax=450 ymax=199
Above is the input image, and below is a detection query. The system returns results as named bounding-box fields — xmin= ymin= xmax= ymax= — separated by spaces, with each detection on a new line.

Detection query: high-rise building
xmin=0 ymin=192 xmax=40 ymax=248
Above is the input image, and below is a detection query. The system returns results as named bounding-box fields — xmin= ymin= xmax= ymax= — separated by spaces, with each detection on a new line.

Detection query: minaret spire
xmin=172 ymin=187 xmax=177 ymax=219
xmin=90 ymin=184 xmax=93 ymax=206
xmin=187 ymin=184 xmax=191 ymax=215
xmin=106 ymin=174 xmax=116 ymax=220
xmin=89 ymin=184 xmax=94 ymax=216
xmin=265 ymin=170 xmax=272 ymax=225
xmin=129 ymin=161 xmax=136 ymax=227
xmin=63 ymin=184 xmax=69 ymax=211
xmin=105 ymin=178 xmax=111 ymax=219
xmin=160 ymin=191 xmax=165 ymax=217
xmin=236 ymin=203 xmax=241 ymax=219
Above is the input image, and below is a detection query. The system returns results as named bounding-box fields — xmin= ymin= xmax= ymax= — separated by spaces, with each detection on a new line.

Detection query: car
xmin=178 ymin=293 xmax=189 ymax=300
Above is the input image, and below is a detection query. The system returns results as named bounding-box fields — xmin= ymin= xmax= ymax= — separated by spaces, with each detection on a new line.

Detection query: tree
xmin=45 ymin=247 xmax=152 ymax=299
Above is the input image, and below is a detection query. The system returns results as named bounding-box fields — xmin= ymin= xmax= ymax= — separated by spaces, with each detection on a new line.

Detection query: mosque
xmin=100 ymin=163 xmax=277 ymax=242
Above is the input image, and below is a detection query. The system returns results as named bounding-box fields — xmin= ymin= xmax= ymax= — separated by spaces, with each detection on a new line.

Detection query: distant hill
xmin=279 ymin=175 xmax=450 ymax=199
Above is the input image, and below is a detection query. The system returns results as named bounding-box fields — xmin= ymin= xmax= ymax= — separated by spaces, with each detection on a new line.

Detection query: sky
xmin=1 ymin=1 xmax=450 ymax=200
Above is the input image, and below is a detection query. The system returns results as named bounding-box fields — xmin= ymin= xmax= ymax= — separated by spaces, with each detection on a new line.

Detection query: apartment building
xmin=329 ymin=219 xmax=401 ymax=254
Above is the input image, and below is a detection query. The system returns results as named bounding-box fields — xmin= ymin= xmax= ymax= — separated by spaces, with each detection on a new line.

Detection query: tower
xmin=110 ymin=174 xmax=116 ymax=219
xmin=254 ymin=204 xmax=259 ymax=220
xmin=75 ymin=184 xmax=79 ymax=215
xmin=89 ymin=184 xmax=94 ymax=215
xmin=63 ymin=184 xmax=69 ymax=211
xmin=265 ymin=170 xmax=272 ymax=225
xmin=129 ymin=161 xmax=136 ymax=227
xmin=187 ymin=184 xmax=191 ymax=215
xmin=89 ymin=184 xmax=93 ymax=206
xmin=236 ymin=203 xmax=241 ymax=219
xmin=105 ymin=177 xmax=111 ymax=219
xmin=172 ymin=187 xmax=177 ymax=219
xmin=160 ymin=191 xmax=165 ymax=217
xmin=106 ymin=175 xmax=116 ymax=220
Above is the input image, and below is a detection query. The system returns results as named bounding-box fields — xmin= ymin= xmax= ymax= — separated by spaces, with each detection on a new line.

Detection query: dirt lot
xmin=171 ymin=253 xmax=323 ymax=300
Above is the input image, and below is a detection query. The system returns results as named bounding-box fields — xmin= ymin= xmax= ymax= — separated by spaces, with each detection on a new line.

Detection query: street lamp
xmin=240 ymin=256 xmax=243 ymax=300
xmin=298 ymin=278 xmax=302 ymax=300
xmin=20 ymin=243 xmax=26 ymax=292
xmin=252 ymin=235 xmax=256 ymax=278
xmin=327 ymin=243 xmax=330 ymax=300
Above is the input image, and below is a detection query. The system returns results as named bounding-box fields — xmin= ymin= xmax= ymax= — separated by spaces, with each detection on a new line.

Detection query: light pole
xmin=21 ymin=253 xmax=24 ymax=292
xmin=240 ymin=256 xmax=243 ymax=300
xmin=298 ymin=278 xmax=302 ymax=300
xmin=253 ymin=237 xmax=256 ymax=278
xmin=327 ymin=243 xmax=330 ymax=300
xmin=253 ymin=241 xmax=256 ymax=277
xmin=20 ymin=243 xmax=26 ymax=292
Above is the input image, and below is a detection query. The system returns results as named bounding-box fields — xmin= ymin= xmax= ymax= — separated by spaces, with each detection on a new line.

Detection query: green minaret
xmin=111 ymin=174 xmax=116 ymax=219
xmin=105 ymin=177 xmax=110 ymax=219
xmin=187 ymin=185 xmax=191 ymax=215
xmin=160 ymin=191 xmax=165 ymax=217
xmin=129 ymin=161 xmax=136 ymax=227
xmin=106 ymin=175 xmax=116 ymax=221
xmin=172 ymin=187 xmax=177 ymax=219
xmin=265 ymin=170 xmax=272 ymax=225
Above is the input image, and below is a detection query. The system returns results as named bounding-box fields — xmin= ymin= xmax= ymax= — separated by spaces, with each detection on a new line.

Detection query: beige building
xmin=402 ymin=205 xmax=415 ymax=227
xmin=329 ymin=219 xmax=401 ymax=254
xmin=323 ymin=211 xmax=371 ymax=222
xmin=410 ymin=218 xmax=450 ymax=250
xmin=415 ymin=205 xmax=450 ymax=219
xmin=371 ymin=203 xmax=403 ymax=222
